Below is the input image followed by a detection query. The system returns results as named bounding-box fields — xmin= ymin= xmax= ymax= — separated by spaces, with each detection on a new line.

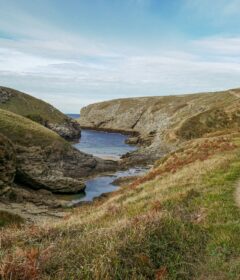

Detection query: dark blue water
xmin=67 ymin=114 xmax=80 ymax=119
xmin=74 ymin=129 xmax=136 ymax=160
xmin=68 ymin=113 xmax=136 ymax=159
xmin=61 ymin=114 xmax=146 ymax=204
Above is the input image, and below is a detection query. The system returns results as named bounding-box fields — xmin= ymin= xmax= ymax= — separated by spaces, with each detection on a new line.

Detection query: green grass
xmin=0 ymin=109 xmax=70 ymax=148
xmin=0 ymin=86 xmax=67 ymax=124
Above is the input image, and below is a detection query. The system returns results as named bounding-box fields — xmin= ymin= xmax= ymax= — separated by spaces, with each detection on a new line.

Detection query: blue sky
xmin=0 ymin=0 xmax=240 ymax=113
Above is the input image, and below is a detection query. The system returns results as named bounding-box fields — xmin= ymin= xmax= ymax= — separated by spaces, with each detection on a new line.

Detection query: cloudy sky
xmin=0 ymin=0 xmax=240 ymax=113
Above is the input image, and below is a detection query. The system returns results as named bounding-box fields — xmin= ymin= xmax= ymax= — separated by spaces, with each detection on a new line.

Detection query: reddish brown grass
xmin=130 ymin=136 xmax=236 ymax=189
xmin=155 ymin=266 xmax=167 ymax=280
xmin=0 ymin=246 xmax=52 ymax=280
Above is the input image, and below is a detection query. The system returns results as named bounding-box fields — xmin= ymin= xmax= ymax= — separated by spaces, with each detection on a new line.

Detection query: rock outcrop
xmin=0 ymin=86 xmax=81 ymax=140
xmin=14 ymin=144 xmax=115 ymax=193
xmin=0 ymin=109 xmax=117 ymax=198
xmin=46 ymin=118 xmax=81 ymax=140
xmin=0 ymin=134 xmax=16 ymax=193
xmin=79 ymin=88 xmax=240 ymax=164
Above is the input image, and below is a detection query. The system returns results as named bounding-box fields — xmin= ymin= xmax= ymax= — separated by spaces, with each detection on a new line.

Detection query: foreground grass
xmin=1 ymin=134 xmax=240 ymax=279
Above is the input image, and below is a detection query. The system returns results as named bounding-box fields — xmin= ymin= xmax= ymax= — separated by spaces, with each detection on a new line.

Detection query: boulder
xmin=125 ymin=137 xmax=139 ymax=145
xmin=46 ymin=118 xmax=81 ymax=141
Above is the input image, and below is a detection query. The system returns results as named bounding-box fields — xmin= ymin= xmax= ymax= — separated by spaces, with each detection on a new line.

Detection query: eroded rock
xmin=0 ymin=109 xmax=118 ymax=197
xmin=125 ymin=137 xmax=139 ymax=145
xmin=14 ymin=145 xmax=117 ymax=194
xmin=0 ymin=134 xmax=16 ymax=190
xmin=0 ymin=88 xmax=12 ymax=104
xmin=46 ymin=118 xmax=81 ymax=141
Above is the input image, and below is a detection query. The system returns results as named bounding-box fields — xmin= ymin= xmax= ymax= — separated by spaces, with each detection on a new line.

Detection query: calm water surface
xmin=64 ymin=114 xmax=147 ymax=204
xmin=67 ymin=113 xmax=80 ymax=119
xmin=75 ymin=129 xmax=137 ymax=160
xmin=63 ymin=167 xmax=147 ymax=205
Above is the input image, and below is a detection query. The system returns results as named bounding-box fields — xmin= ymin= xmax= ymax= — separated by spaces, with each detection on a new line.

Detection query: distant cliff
xmin=79 ymin=88 xmax=240 ymax=164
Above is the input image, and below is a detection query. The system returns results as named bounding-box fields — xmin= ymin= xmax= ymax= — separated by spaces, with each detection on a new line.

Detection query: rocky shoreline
xmin=79 ymin=125 xmax=152 ymax=166
xmin=79 ymin=125 xmax=139 ymax=136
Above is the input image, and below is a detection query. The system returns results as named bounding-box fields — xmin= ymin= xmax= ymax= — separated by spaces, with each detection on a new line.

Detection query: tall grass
xmin=1 ymin=133 xmax=240 ymax=279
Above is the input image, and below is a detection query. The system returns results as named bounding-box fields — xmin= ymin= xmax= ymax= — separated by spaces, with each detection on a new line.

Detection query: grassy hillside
xmin=0 ymin=109 xmax=68 ymax=148
xmin=79 ymin=89 xmax=239 ymax=137
xmin=0 ymin=86 xmax=67 ymax=124
xmin=1 ymin=131 xmax=240 ymax=279
xmin=79 ymin=88 xmax=240 ymax=163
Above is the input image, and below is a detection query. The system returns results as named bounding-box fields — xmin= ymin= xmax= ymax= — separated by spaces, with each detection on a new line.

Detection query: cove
xmin=74 ymin=129 xmax=137 ymax=160
xmin=62 ymin=129 xmax=147 ymax=205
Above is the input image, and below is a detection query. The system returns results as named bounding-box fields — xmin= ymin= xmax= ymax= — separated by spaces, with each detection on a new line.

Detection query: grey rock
xmin=125 ymin=137 xmax=139 ymax=145
xmin=14 ymin=145 xmax=117 ymax=194
xmin=0 ymin=88 xmax=12 ymax=104
xmin=46 ymin=118 xmax=81 ymax=141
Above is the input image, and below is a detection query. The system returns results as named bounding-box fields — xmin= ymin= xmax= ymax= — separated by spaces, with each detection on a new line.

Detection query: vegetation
xmin=0 ymin=86 xmax=68 ymax=124
xmin=0 ymin=109 xmax=69 ymax=148
xmin=177 ymin=108 xmax=240 ymax=140
xmin=1 ymin=131 xmax=240 ymax=279
xmin=0 ymin=211 xmax=24 ymax=228
xmin=26 ymin=114 xmax=47 ymax=126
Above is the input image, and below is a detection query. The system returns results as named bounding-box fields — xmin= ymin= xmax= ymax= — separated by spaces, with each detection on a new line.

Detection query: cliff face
xmin=79 ymin=88 xmax=240 ymax=163
xmin=0 ymin=134 xmax=16 ymax=192
xmin=0 ymin=109 xmax=117 ymax=198
xmin=0 ymin=86 xmax=81 ymax=140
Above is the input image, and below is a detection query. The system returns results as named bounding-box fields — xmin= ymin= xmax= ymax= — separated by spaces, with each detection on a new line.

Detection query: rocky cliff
xmin=0 ymin=109 xmax=117 ymax=200
xmin=0 ymin=134 xmax=16 ymax=192
xmin=0 ymin=86 xmax=81 ymax=140
xmin=79 ymin=88 xmax=240 ymax=164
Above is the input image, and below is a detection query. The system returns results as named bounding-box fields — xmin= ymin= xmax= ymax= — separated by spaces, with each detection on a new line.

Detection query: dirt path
xmin=236 ymin=181 xmax=240 ymax=208
xmin=229 ymin=90 xmax=240 ymax=99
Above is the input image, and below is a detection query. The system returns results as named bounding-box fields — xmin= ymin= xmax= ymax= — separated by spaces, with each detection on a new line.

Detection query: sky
xmin=0 ymin=0 xmax=240 ymax=113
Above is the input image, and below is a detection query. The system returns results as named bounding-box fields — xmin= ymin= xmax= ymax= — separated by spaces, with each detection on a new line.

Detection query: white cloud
xmin=0 ymin=2 xmax=240 ymax=112
xmin=193 ymin=37 xmax=240 ymax=56
xmin=1 ymin=37 xmax=240 ymax=113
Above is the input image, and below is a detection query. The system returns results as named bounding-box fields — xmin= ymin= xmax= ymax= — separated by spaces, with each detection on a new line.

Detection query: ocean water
xmin=62 ymin=114 xmax=145 ymax=204
xmin=67 ymin=113 xmax=80 ymax=119
xmin=68 ymin=113 xmax=136 ymax=159
xmin=74 ymin=129 xmax=137 ymax=160
xmin=61 ymin=167 xmax=147 ymax=205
